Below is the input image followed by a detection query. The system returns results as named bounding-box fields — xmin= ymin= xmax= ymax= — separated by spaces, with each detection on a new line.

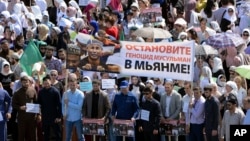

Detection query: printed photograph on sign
xmin=139 ymin=8 xmax=163 ymax=24
xmin=78 ymin=39 xmax=121 ymax=73
xmin=66 ymin=44 xmax=81 ymax=72
xmin=113 ymin=119 xmax=135 ymax=137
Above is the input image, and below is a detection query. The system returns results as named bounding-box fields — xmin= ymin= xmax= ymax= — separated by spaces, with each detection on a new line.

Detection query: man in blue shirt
xmin=112 ymin=80 xmax=139 ymax=141
xmin=0 ymin=82 xmax=12 ymax=141
xmin=243 ymin=97 xmax=250 ymax=124
xmin=62 ymin=73 xmax=84 ymax=141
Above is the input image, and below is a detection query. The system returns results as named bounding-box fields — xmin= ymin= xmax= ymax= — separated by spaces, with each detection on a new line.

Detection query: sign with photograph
xmin=139 ymin=8 xmax=163 ymax=24
xmin=159 ymin=120 xmax=186 ymax=136
xmin=113 ymin=119 xmax=135 ymax=137
xmin=82 ymin=118 xmax=105 ymax=136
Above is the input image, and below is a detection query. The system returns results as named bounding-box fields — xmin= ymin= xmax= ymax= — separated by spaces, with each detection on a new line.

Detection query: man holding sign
xmin=12 ymin=76 xmax=38 ymax=141
xmin=82 ymin=80 xmax=111 ymax=140
xmin=138 ymin=87 xmax=162 ymax=141
xmin=112 ymin=80 xmax=140 ymax=141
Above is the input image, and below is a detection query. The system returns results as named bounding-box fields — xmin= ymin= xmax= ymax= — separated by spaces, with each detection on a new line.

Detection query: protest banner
xmin=83 ymin=118 xmax=105 ymax=136
xmin=116 ymin=41 xmax=195 ymax=81
xmin=113 ymin=119 xmax=135 ymax=137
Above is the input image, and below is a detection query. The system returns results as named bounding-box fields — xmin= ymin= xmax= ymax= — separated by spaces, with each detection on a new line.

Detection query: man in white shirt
xmin=160 ymin=79 xmax=182 ymax=141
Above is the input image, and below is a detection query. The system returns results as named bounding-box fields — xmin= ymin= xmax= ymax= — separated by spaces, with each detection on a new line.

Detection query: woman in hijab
xmin=36 ymin=24 xmax=51 ymax=45
xmin=219 ymin=81 xmax=238 ymax=118
xmin=9 ymin=14 xmax=22 ymax=36
xmin=216 ymin=74 xmax=226 ymax=94
xmin=0 ymin=61 xmax=15 ymax=96
xmin=241 ymin=28 xmax=250 ymax=46
xmin=50 ymin=26 xmax=61 ymax=47
xmin=68 ymin=0 xmax=82 ymax=18
xmin=26 ymin=13 xmax=37 ymax=34
xmin=209 ymin=56 xmax=225 ymax=78
xmin=41 ymin=11 xmax=55 ymax=30
xmin=83 ymin=3 xmax=96 ymax=22
xmin=220 ymin=6 xmax=237 ymax=32
xmin=57 ymin=2 xmax=67 ymax=24
xmin=89 ymin=20 xmax=99 ymax=36
xmin=200 ymin=66 xmax=213 ymax=93
xmin=72 ymin=18 xmax=87 ymax=34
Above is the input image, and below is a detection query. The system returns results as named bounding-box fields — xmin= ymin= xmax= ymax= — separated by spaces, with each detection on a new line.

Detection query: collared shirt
xmin=62 ymin=89 xmax=84 ymax=122
xmin=44 ymin=56 xmax=62 ymax=73
xmin=220 ymin=108 xmax=245 ymax=141
xmin=165 ymin=94 xmax=172 ymax=117
xmin=243 ymin=109 xmax=250 ymax=125
xmin=188 ymin=96 xmax=206 ymax=124
xmin=182 ymin=94 xmax=194 ymax=123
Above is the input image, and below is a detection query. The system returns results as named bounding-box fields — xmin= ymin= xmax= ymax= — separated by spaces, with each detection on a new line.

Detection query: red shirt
xmin=105 ymin=26 xmax=119 ymax=40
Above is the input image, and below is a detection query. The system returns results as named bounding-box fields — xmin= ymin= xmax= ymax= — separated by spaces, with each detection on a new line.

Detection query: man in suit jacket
xmin=83 ymin=80 xmax=111 ymax=141
xmin=160 ymin=79 xmax=182 ymax=141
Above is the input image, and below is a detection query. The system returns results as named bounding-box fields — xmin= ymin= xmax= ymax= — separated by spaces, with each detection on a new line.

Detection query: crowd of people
xmin=0 ymin=0 xmax=250 ymax=141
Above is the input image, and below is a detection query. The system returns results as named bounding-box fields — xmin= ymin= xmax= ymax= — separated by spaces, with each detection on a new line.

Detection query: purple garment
xmin=188 ymin=96 xmax=206 ymax=124
xmin=44 ymin=56 xmax=62 ymax=73
xmin=185 ymin=0 xmax=196 ymax=23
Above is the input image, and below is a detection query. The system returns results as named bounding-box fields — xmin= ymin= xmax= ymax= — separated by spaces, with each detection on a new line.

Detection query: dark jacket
xmin=12 ymin=87 xmax=37 ymax=121
xmin=37 ymin=86 xmax=62 ymax=124
xmin=138 ymin=98 xmax=162 ymax=132
xmin=204 ymin=96 xmax=220 ymax=131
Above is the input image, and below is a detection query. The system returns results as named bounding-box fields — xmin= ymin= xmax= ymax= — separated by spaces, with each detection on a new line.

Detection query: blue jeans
xmin=65 ymin=119 xmax=84 ymax=141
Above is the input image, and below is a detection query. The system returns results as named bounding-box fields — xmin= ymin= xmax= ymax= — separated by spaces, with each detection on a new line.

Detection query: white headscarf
xmin=1 ymin=61 xmax=13 ymax=76
xmin=13 ymin=3 xmax=22 ymax=16
xmin=69 ymin=0 xmax=83 ymax=18
xmin=26 ymin=12 xmax=37 ymax=32
xmin=10 ymin=14 xmax=22 ymax=35
xmin=212 ymin=57 xmax=223 ymax=73
xmin=226 ymin=81 xmax=238 ymax=95
xmin=223 ymin=6 xmax=237 ymax=23
xmin=1 ymin=10 xmax=10 ymax=19
xmin=242 ymin=28 xmax=250 ymax=45
xmin=74 ymin=18 xmax=85 ymax=32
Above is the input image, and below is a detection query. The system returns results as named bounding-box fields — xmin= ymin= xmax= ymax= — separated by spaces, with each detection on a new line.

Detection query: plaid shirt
xmin=44 ymin=56 xmax=62 ymax=73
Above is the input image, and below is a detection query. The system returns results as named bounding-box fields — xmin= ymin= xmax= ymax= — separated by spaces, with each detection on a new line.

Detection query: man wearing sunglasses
xmin=138 ymin=87 xmax=162 ymax=141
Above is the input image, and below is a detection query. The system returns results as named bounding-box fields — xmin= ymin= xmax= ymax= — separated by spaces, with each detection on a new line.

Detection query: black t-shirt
xmin=0 ymin=73 xmax=15 ymax=96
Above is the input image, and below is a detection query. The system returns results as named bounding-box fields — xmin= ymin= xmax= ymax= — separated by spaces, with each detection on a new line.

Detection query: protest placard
xmin=101 ymin=79 xmax=116 ymax=89
xmin=113 ymin=119 xmax=135 ymax=137
xmin=66 ymin=44 xmax=81 ymax=72
xmin=82 ymin=118 xmax=105 ymax=136
xmin=139 ymin=8 xmax=163 ymax=24
xmin=79 ymin=82 xmax=93 ymax=92
xmin=159 ymin=120 xmax=186 ymax=136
